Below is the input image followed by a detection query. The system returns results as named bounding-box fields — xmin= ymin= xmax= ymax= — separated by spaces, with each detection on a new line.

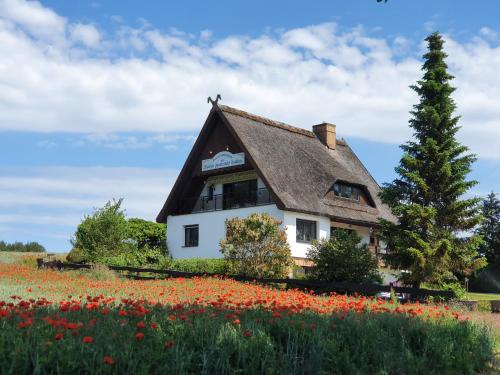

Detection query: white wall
xmin=283 ymin=211 xmax=330 ymax=258
xmin=167 ymin=204 xmax=284 ymax=259
xmin=167 ymin=206 xmax=375 ymax=260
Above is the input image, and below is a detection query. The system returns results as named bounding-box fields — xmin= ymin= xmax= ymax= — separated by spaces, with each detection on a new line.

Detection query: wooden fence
xmin=36 ymin=258 xmax=454 ymax=301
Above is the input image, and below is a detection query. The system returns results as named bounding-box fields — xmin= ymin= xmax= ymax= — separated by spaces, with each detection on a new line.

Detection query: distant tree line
xmin=0 ymin=241 xmax=46 ymax=253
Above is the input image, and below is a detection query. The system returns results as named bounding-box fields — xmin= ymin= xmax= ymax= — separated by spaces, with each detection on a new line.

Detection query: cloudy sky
xmin=1 ymin=0 xmax=499 ymax=251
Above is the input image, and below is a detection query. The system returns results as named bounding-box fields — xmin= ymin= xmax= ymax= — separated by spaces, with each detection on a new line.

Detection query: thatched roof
xmin=156 ymin=104 xmax=394 ymax=225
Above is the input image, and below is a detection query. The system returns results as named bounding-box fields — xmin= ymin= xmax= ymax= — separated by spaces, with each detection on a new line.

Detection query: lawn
xmin=0 ymin=259 xmax=498 ymax=374
xmin=466 ymin=292 xmax=500 ymax=301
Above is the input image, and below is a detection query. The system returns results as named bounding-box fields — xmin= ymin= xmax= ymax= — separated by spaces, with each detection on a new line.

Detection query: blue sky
xmin=0 ymin=0 xmax=499 ymax=251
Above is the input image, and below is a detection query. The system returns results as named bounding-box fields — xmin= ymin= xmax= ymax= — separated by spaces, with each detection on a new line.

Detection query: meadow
xmin=0 ymin=254 xmax=497 ymax=374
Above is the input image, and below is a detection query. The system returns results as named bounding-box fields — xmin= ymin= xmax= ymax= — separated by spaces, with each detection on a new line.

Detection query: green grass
xmin=466 ymin=292 xmax=500 ymax=301
xmin=0 ymin=301 xmax=494 ymax=375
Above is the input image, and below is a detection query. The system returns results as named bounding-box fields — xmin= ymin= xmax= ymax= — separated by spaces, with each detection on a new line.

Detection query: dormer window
xmin=333 ymin=182 xmax=360 ymax=201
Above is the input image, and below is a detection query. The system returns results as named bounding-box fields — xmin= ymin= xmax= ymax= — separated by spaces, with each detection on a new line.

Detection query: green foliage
xmin=0 ymin=241 xmax=46 ymax=253
xmin=69 ymin=199 xmax=168 ymax=266
xmin=476 ymin=192 xmax=500 ymax=267
xmin=71 ymin=199 xmax=129 ymax=262
xmin=126 ymin=218 xmax=167 ymax=255
xmin=307 ymin=229 xmax=382 ymax=283
xmin=220 ymin=213 xmax=293 ymax=278
xmin=380 ymin=32 xmax=485 ymax=287
xmin=469 ymin=266 xmax=500 ymax=294
xmin=0 ymin=305 xmax=493 ymax=374
xmin=163 ymin=258 xmax=229 ymax=274
xmin=66 ymin=247 xmax=88 ymax=263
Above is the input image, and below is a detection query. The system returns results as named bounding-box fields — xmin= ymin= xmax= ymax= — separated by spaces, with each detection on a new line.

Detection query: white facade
xmin=167 ymin=205 xmax=375 ymax=259
xmin=282 ymin=211 xmax=330 ymax=258
xmin=167 ymin=205 xmax=284 ymax=259
xmin=166 ymin=171 xmax=377 ymax=260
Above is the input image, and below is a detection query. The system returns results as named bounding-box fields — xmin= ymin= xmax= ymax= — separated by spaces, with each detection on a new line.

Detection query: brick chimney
xmin=312 ymin=122 xmax=336 ymax=149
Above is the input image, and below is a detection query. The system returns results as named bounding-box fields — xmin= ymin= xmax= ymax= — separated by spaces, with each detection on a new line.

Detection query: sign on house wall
xmin=202 ymin=151 xmax=245 ymax=172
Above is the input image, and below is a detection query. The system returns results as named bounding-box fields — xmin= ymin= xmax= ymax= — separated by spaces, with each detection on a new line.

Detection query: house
xmin=156 ymin=100 xmax=394 ymax=266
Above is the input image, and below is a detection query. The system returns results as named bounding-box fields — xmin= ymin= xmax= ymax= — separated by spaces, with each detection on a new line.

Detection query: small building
xmin=156 ymin=101 xmax=394 ymax=265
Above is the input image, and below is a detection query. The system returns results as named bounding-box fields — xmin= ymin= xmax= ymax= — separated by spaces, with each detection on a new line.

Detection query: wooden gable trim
xmin=156 ymin=108 xmax=219 ymax=223
xmin=156 ymin=104 xmax=285 ymax=222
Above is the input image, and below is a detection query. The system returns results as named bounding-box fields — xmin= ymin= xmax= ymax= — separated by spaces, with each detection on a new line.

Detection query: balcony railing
xmin=178 ymin=188 xmax=274 ymax=214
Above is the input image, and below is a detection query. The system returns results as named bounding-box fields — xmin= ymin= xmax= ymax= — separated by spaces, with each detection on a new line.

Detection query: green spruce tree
xmin=380 ymin=32 xmax=485 ymax=288
xmin=476 ymin=192 xmax=500 ymax=266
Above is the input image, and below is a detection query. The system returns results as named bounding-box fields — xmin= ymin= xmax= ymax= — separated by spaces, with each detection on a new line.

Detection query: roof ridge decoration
xmin=219 ymin=105 xmax=316 ymax=138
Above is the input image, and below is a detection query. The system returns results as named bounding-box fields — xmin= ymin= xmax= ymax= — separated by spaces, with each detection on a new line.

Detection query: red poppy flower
xmin=103 ymin=356 xmax=114 ymax=365
xmin=150 ymin=322 xmax=158 ymax=330
xmin=136 ymin=321 xmax=146 ymax=329
xmin=243 ymin=330 xmax=253 ymax=337
xmin=82 ymin=336 xmax=93 ymax=344
xmin=54 ymin=333 xmax=63 ymax=341
xmin=135 ymin=332 xmax=145 ymax=341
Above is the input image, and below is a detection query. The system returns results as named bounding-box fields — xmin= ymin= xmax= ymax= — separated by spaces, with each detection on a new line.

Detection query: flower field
xmin=0 ymin=262 xmax=496 ymax=374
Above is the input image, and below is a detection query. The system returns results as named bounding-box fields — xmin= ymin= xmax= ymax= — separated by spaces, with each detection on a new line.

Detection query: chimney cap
xmin=312 ymin=122 xmax=337 ymax=149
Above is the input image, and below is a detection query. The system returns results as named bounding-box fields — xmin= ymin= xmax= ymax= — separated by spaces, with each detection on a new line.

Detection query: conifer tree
xmin=380 ymin=32 xmax=485 ymax=288
xmin=476 ymin=192 xmax=500 ymax=266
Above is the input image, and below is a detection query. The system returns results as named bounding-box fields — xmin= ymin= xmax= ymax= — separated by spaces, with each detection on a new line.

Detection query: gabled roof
xmin=157 ymin=104 xmax=395 ymax=225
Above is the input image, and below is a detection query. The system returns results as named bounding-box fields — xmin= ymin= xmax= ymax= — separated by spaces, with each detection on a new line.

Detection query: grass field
xmin=0 ymin=253 xmax=498 ymax=374
xmin=467 ymin=292 xmax=500 ymax=301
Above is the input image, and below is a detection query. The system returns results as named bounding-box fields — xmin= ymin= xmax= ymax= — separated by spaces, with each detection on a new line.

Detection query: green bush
xmin=220 ymin=213 xmax=293 ymax=278
xmin=69 ymin=199 xmax=168 ymax=267
xmin=307 ymin=229 xmax=382 ymax=283
xmin=166 ymin=258 xmax=229 ymax=274
xmin=0 ymin=240 xmax=46 ymax=253
xmin=71 ymin=199 xmax=129 ymax=262
xmin=126 ymin=218 xmax=167 ymax=255
xmin=66 ymin=247 xmax=88 ymax=263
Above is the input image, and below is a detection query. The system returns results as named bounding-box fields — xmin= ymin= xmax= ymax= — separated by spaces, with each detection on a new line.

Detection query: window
xmin=333 ymin=182 xmax=360 ymax=201
xmin=296 ymin=219 xmax=317 ymax=243
xmin=223 ymin=179 xmax=257 ymax=209
xmin=184 ymin=225 xmax=199 ymax=247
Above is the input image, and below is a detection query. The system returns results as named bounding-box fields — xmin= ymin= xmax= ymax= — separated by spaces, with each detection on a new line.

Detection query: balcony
xmin=178 ymin=187 xmax=274 ymax=214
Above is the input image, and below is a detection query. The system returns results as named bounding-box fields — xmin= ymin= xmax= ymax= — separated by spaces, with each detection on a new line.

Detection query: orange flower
xmin=135 ymin=332 xmax=145 ymax=341
xmin=103 ymin=356 xmax=114 ymax=365
xmin=82 ymin=336 xmax=93 ymax=344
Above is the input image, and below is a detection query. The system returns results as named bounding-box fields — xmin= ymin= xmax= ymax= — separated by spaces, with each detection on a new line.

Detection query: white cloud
xmin=0 ymin=0 xmax=66 ymax=43
xmin=69 ymin=23 xmax=100 ymax=48
xmin=0 ymin=166 xmax=178 ymax=226
xmin=0 ymin=1 xmax=499 ymax=160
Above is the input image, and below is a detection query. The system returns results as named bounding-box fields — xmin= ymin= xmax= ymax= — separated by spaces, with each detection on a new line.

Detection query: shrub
xmin=307 ymin=229 xmax=382 ymax=283
xmin=71 ymin=199 xmax=129 ymax=262
xmin=126 ymin=218 xmax=167 ymax=255
xmin=66 ymin=247 xmax=88 ymax=263
xmin=220 ymin=213 xmax=293 ymax=278
xmin=70 ymin=199 xmax=168 ymax=266
xmin=166 ymin=258 xmax=229 ymax=274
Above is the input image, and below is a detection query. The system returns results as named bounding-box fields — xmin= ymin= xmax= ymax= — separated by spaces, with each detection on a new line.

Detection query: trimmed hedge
xmin=167 ymin=258 xmax=229 ymax=274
